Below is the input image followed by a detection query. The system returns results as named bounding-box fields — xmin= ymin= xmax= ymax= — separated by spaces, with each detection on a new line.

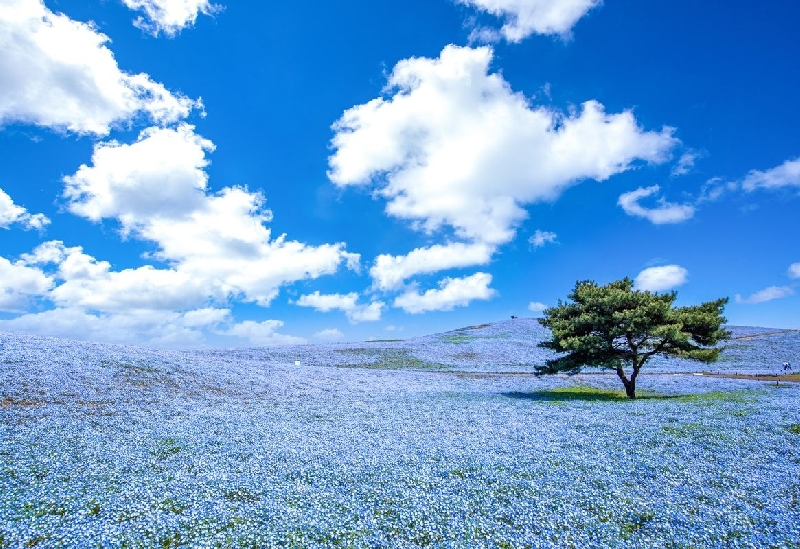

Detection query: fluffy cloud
xmin=314 ymin=328 xmax=344 ymax=340
xmin=0 ymin=256 xmax=53 ymax=312
xmin=370 ymin=242 xmax=494 ymax=291
xmin=618 ymin=185 xmax=695 ymax=224
xmin=457 ymin=0 xmax=601 ymax=42
xmin=0 ymin=187 xmax=49 ymax=230
xmin=329 ymin=45 xmax=677 ymax=247
xmin=529 ymin=230 xmax=557 ymax=248
xmin=63 ymin=125 xmax=358 ymax=307
xmin=216 ymin=320 xmax=306 ymax=346
xmin=0 ymin=0 xmax=199 ymax=135
xmin=742 ymin=157 xmax=800 ymax=191
xmin=295 ymin=291 xmax=384 ymax=322
xmin=393 ymin=272 xmax=496 ymax=313
xmin=735 ymin=286 xmax=795 ymax=305
xmin=22 ymin=241 xmax=214 ymax=312
xmin=789 ymin=263 xmax=800 ymax=279
xmin=122 ymin=0 xmax=222 ymax=36
xmin=65 ymin=124 xmax=213 ymax=228
xmin=633 ymin=265 xmax=688 ymax=292
xmin=0 ymin=306 xmax=228 ymax=346
xmin=528 ymin=301 xmax=547 ymax=312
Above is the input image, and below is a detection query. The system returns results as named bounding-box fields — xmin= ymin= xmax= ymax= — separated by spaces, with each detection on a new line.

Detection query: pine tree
xmin=537 ymin=278 xmax=730 ymax=399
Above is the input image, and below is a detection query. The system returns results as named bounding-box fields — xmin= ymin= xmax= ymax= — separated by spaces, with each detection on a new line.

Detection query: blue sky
xmin=1 ymin=0 xmax=799 ymax=347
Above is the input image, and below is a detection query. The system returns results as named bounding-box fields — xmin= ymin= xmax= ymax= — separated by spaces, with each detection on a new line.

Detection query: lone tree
xmin=537 ymin=278 xmax=730 ymax=399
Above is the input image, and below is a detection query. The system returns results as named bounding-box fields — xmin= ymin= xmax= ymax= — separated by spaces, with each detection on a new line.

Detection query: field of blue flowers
xmin=1 ymin=319 xmax=799 ymax=548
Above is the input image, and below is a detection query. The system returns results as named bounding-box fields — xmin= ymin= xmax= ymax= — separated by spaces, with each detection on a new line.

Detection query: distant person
xmin=783 ymin=361 xmax=792 ymax=372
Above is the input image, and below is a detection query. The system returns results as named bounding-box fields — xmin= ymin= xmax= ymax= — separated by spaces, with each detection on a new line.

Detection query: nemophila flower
xmin=1 ymin=323 xmax=799 ymax=547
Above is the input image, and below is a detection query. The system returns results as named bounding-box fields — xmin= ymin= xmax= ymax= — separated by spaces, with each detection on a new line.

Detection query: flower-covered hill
xmin=1 ymin=321 xmax=800 ymax=548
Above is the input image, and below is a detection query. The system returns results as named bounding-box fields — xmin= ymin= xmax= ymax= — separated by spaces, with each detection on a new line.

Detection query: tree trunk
xmin=615 ymin=366 xmax=636 ymax=399
xmin=625 ymin=378 xmax=636 ymax=399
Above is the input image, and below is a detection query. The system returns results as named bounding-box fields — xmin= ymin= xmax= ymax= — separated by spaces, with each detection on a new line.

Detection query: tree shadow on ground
xmin=502 ymin=387 xmax=757 ymax=403
xmin=503 ymin=388 xmax=698 ymax=402
xmin=503 ymin=389 xmax=630 ymax=402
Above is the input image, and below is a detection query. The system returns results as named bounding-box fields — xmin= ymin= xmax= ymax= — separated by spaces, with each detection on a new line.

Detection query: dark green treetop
xmin=537 ymin=278 xmax=730 ymax=398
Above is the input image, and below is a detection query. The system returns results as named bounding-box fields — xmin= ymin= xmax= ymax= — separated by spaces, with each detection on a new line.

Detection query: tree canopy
xmin=537 ymin=278 xmax=730 ymax=398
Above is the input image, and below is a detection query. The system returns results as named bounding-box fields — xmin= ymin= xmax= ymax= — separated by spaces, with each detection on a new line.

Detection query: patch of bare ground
xmin=692 ymin=372 xmax=800 ymax=383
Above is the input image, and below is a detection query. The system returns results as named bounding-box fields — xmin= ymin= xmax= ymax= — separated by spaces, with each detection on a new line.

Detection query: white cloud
xmin=742 ymin=157 xmax=800 ymax=191
xmin=789 ymin=263 xmax=800 ymax=279
xmin=0 ymin=0 xmax=199 ymax=135
xmin=0 ymin=256 xmax=53 ymax=312
xmin=393 ymin=272 xmax=496 ymax=313
xmin=180 ymin=307 xmax=230 ymax=327
xmin=314 ymin=328 xmax=344 ymax=340
xmin=696 ymin=177 xmax=736 ymax=204
xmin=370 ymin=242 xmax=494 ymax=290
xmin=618 ymin=185 xmax=695 ymax=224
xmin=121 ymin=0 xmax=222 ymax=37
xmin=529 ymin=230 xmax=557 ymax=248
xmin=528 ymin=301 xmax=547 ymax=312
xmin=0 ymin=306 xmax=225 ymax=346
xmin=62 ymin=125 xmax=358 ymax=308
xmin=735 ymin=286 xmax=795 ymax=305
xmin=295 ymin=291 xmax=358 ymax=312
xmin=329 ymin=45 xmax=677 ymax=247
xmin=64 ymin=124 xmax=213 ymax=228
xmin=633 ymin=265 xmax=688 ymax=292
xmin=217 ymin=320 xmax=306 ymax=346
xmin=22 ymin=241 xmax=216 ymax=312
xmin=0 ymin=187 xmax=49 ymax=230
xmin=295 ymin=291 xmax=384 ymax=323
xmin=671 ymin=150 xmax=702 ymax=177
xmin=457 ymin=0 xmax=601 ymax=42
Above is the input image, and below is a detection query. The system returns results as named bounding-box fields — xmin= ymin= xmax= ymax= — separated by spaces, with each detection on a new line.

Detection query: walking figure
xmin=783 ymin=361 xmax=793 ymax=372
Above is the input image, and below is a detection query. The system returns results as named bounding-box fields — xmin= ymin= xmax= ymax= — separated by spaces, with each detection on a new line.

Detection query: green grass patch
xmin=669 ymin=390 xmax=759 ymax=404
xmin=152 ymin=437 xmax=183 ymax=461
xmin=787 ymin=424 xmax=800 ymax=435
xmin=440 ymin=334 xmax=476 ymax=344
xmin=338 ymin=349 xmax=446 ymax=371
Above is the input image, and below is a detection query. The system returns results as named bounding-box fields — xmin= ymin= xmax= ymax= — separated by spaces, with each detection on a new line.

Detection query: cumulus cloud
xmin=216 ymin=319 xmax=306 ymax=346
xmin=528 ymin=301 xmax=547 ymax=312
xmin=741 ymin=157 xmax=800 ymax=191
xmin=121 ymin=0 xmax=222 ymax=36
xmin=457 ymin=0 xmax=601 ymax=42
xmin=0 ymin=0 xmax=199 ymax=135
xmin=633 ymin=265 xmax=688 ymax=292
xmin=0 ymin=187 xmax=49 ymax=230
xmin=789 ymin=263 xmax=800 ymax=279
xmin=0 ymin=256 xmax=53 ymax=312
xmin=370 ymin=242 xmax=494 ymax=291
xmin=295 ymin=291 xmax=384 ymax=323
xmin=393 ymin=272 xmax=496 ymax=313
xmin=0 ymin=306 xmax=228 ymax=346
xmin=64 ymin=124 xmax=213 ymax=228
xmin=735 ymin=286 xmax=795 ymax=305
xmin=22 ymin=241 xmax=215 ymax=312
xmin=529 ymin=230 xmax=557 ymax=248
xmin=63 ymin=125 xmax=358 ymax=307
xmin=315 ymin=328 xmax=344 ymax=340
xmin=618 ymin=185 xmax=695 ymax=224
xmin=329 ymin=45 xmax=677 ymax=247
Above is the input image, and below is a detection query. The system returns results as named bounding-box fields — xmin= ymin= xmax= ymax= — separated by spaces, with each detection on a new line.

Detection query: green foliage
xmin=537 ymin=278 xmax=729 ymax=398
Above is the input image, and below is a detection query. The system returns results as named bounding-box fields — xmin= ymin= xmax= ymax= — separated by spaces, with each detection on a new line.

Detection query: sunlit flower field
xmin=2 ymin=319 xmax=799 ymax=548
